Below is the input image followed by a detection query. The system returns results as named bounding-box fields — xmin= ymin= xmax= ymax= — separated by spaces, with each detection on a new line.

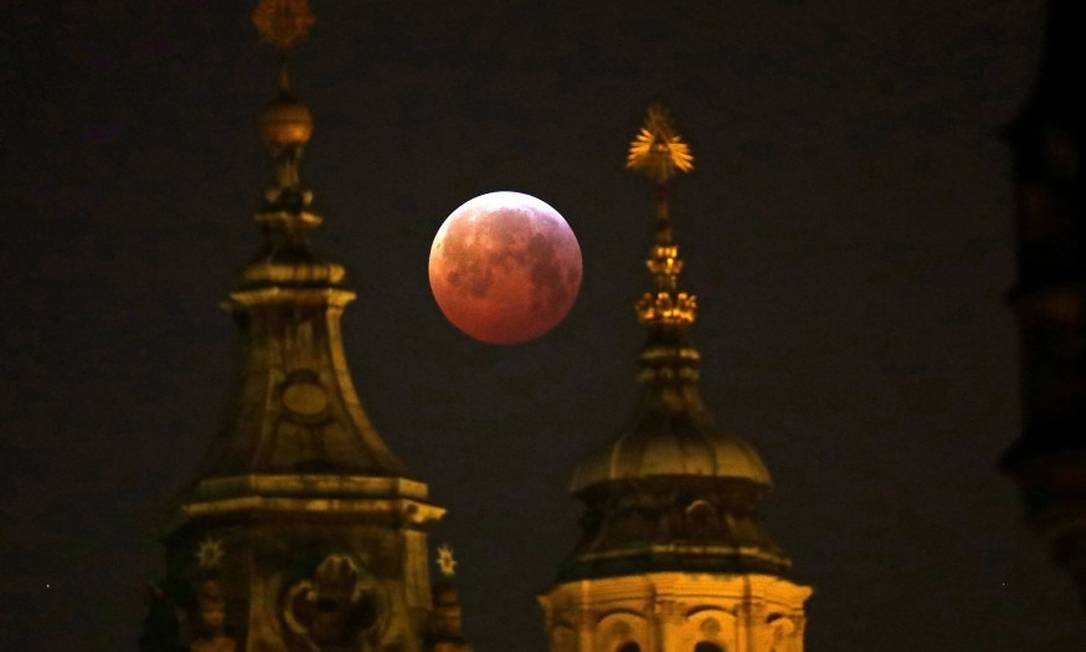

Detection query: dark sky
xmin=2 ymin=1 xmax=1083 ymax=649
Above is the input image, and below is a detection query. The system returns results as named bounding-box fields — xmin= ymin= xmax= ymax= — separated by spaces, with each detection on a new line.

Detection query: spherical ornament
xmin=259 ymin=94 xmax=313 ymax=148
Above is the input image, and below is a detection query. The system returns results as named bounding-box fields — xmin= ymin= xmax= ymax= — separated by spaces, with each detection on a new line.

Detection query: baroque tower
xmin=139 ymin=3 xmax=450 ymax=650
xmin=538 ymin=107 xmax=812 ymax=652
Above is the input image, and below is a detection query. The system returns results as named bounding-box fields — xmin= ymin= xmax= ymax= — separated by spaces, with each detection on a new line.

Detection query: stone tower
xmin=538 ymin=107 xmax=812 ymax=652
xmin=1001 ymin=0 xmax=1086 ymax=607
xmin=139 ymin=3 xmax=447 ymax=650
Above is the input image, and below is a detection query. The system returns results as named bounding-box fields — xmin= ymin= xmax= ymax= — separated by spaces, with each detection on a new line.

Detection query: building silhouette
xmin=139 ymin=3 xmax=460 ymax=650
xmin=139 ymin=2 xmax=813 ymax=650
xmin=1002 ymin=0 xmax=1086 ymax=608
xmin=538 ymin=106 xmax=810 ymax=651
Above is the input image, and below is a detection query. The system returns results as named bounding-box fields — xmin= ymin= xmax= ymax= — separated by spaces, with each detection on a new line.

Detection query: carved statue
xmin=190 ymin=576 xmax=237 ymax=652
xmin=282 ymin=554 xmax=387 ymax=651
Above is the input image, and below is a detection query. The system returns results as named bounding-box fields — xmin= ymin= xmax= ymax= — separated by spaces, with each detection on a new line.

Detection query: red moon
xmin=429 ymin=191 xmax=583 ymax=345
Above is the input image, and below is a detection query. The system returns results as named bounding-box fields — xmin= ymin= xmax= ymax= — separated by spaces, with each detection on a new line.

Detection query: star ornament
xmin=252 ymin=0 xmax=316 ymax=50
xmin=195 ymin=537 xmax=225 ymax=569
xmin=626 ymin=105 xmax=694 ymax=185
xmin=435 ymin=544 xmax=457 ymax=577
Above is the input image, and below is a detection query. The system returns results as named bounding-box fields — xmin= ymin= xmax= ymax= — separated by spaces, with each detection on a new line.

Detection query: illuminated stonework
xmin=542 ymin=107 xmax=811 ymax=652
xmin=539 ymin=573 xmax=810 ymax=652
xmin=141 ymin=8 xmax=450 ymax=651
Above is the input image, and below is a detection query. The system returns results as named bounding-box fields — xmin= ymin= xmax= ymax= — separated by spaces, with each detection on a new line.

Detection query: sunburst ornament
xmin=435 ymin=544 xmax=457 ymax=577
xmin=626 ymin=104 xmax=694 ymax=185
xmin=252 ymin=0 xmax=316 ymax=50
xmin=195 ymin=537 xmax=225 ymax=570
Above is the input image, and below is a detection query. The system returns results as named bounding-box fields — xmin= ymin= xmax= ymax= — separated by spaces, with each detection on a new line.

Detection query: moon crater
xmin=429 ymin=192 xmax=582 ymax=344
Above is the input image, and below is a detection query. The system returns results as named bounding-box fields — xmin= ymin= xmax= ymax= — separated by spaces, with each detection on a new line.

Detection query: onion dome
xmin=570 ymin=413 xmax=772 ymax=494
xmin=571 ymin=312 xmax=771 ymax=492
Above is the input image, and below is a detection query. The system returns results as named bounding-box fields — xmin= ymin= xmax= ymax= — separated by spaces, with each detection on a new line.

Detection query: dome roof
xmin=570 ymin=395 xmax=772 ymax=494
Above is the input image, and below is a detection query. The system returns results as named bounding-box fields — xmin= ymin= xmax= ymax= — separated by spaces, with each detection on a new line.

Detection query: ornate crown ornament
xmin=252 ymin=0 xmax=315 ymax=51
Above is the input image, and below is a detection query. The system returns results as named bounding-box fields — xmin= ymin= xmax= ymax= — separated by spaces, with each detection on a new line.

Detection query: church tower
xmin=538 ymin=107 xmax=812 ymax=652
xmin=1001 ymin=0 xmax=1086 ymax=606
xmin=140 ymin=3 xmax=448 ymax=650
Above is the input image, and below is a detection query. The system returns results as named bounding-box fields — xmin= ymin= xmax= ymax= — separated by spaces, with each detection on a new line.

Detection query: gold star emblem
xmin=195 ymin=537 xmax=225 ymax=569
xmin=626 ymin=104 xmax=694 ymax=184
xmin=435 ymin=544 xmax=457 ymax=577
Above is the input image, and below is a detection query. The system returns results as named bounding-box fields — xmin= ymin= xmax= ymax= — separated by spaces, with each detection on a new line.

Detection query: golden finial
xmin=435 ymin=544 xmax=458 ymax=578
xmin=252 ymin=0 xmax=315 ymax=51
xmin=629 ymin=104 xmax=697 ymax=328
xmin=626 ymin=104 xmax=694 ymax=185
xmin=250 ymin=0 xmax=319 ymax=225
xmin=252 ymin=0 xmax=315 ymax=152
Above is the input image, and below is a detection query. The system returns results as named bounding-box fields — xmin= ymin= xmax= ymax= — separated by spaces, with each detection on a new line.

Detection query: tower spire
xmin=625 ymin=105 xmax=704 ymax=412
xmin=627 ymin=104 xmax=697 ymax=330
xmin=540 ymin=105 xmax=811 ymax=651
xmin=252 ymin=0 xmax=320 ymax=235
xmin=564 ymin=103 xmax=785 ymax=567
xmin=188 ymin=0 xmax=408 ymax=485
xmin=141 ymin=7 xmax=446 ymax=649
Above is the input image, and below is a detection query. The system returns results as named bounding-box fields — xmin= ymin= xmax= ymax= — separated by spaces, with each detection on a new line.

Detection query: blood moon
xmin=428 ymin=191 xmax=582 ymax=345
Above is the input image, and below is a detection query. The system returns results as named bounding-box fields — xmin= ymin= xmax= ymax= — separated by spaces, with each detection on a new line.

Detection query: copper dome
xmin=570 ymin=389 xmax=772 ymax=494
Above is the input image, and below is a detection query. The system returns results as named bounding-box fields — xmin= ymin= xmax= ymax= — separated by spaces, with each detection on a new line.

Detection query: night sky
xmin=3 ymin=1 xmax=1084 ymax=649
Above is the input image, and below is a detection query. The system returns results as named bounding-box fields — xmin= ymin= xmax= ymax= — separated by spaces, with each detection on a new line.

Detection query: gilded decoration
xmin=252 ymin=0 xmax=315 ymax=50
xmin=626 ymin=104 xmax=695 ymax=184
xmin=195 ymin=537 xmax=225 ymax=570
xmin=627 ymin=106 xmax=699 ymax=329
xmin=435 ymin=544 xmax=457 ymax=577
